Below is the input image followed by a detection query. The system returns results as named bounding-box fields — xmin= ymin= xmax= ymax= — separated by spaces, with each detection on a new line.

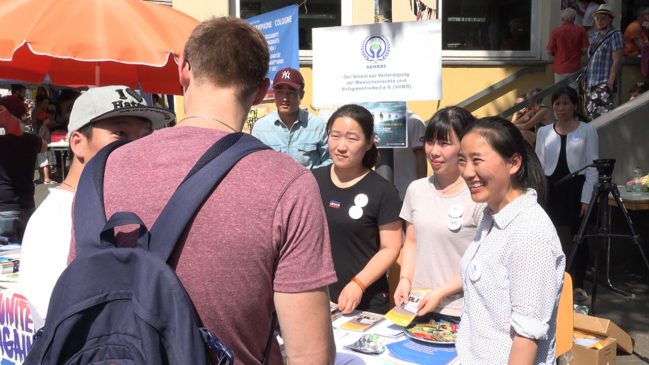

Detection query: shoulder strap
xmin=588 ymin=29 xmax=617 ymax=58
xmin=74 ymin=139 xmax=130 ymax=258
xmin=148 ymin=132 xmax=268 ymax=262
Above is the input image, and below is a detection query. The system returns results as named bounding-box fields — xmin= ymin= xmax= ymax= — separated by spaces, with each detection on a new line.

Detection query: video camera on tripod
xmin=563 ymin=158 xmax=649 ymax=314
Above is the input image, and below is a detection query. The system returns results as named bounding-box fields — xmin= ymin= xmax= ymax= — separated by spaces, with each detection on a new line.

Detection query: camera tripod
xmin=563 ymin=159 xmax=649 ymax=314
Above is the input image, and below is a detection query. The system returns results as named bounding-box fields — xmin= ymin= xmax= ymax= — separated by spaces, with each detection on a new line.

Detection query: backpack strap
xmin=74 ymin=139 xmax=130 ymax=258
xmin=148 ymin=132 xmax=268 ymax=262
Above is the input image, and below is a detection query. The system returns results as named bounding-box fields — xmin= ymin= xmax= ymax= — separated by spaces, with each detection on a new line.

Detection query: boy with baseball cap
xmin=251 ymin=67 xmax=331 ymax=169
xmin=18 ymin=85 xmax=174 ymax=327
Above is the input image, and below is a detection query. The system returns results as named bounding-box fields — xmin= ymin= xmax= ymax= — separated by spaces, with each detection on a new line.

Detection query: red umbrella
xmin=0 ymin=0 xmax=199 ymax=94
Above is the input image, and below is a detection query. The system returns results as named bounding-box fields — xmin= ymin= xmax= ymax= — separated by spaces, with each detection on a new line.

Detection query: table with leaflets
xmin=331 ymin=311 xmax=459 ymax=365
xmin=609 ymin=186 xmax=649 ymax=211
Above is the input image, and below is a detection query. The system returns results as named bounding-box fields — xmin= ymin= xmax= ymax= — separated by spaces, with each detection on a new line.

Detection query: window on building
xmin=238 ymin=0 xmax=341 ymax=51
xmin=439 ymin=0 xmax=542 ymax=60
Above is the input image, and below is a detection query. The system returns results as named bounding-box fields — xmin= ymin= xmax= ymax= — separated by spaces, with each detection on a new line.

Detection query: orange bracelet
xmin=351 ymin=277 xmax=366 ymax=293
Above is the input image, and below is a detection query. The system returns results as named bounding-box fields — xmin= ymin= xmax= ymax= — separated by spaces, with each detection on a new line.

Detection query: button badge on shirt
xmin=354 ymin=193 xmax=369 ymax=208
xmin=349 ymin=193 xmax=368 ymax=219
xmin=349 ymin=205 xmax=363 ymax=219
xmin=570 ymin=134 xmax=582 ymax=142
xmin=468 ymin=261 xmax=482 ymax=282
xmin=447 ymin=204 xmax=464 ymax=231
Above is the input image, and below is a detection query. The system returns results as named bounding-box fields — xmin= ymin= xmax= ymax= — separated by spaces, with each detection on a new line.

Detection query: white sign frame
xmin=313 ymin=21 xmax=442 ymax=106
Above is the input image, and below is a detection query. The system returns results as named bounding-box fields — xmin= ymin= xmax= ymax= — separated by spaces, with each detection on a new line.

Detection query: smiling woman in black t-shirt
xmin=312 ymin=104 xmax=401 ymax=315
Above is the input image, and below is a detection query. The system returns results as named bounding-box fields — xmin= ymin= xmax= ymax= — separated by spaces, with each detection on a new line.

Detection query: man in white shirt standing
xmin=18 ymin=86 xmax=172 ymax=327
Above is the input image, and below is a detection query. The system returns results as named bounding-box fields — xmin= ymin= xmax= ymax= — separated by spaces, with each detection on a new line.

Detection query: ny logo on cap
xmin=281 ymin=70 xmax=291 ymax=79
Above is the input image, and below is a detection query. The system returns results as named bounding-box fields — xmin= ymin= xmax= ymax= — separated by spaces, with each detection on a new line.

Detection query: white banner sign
xmin=313 ymin=20 xmax=441 ymax=106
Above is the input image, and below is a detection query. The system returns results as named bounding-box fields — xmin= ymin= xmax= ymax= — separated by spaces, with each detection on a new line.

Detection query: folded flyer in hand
xmin=340 ymin=312 xmax=385 ymax=332
xmin=384 ymin=289 xmax=430 ymax=327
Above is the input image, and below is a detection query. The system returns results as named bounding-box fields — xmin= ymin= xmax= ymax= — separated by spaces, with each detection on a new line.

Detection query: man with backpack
xmin=66 ymin=17 xmax=337 ymax=365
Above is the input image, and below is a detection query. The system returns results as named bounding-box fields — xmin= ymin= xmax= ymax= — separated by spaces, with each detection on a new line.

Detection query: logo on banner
xmin=361 ymin=35 xmax=390 ymax=62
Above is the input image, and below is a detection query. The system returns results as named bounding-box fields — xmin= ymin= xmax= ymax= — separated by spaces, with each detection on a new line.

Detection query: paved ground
xmin=32 ymin=179 xmax=649 ymax=364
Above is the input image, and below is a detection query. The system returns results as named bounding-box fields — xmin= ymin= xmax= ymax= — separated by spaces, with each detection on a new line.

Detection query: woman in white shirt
xmin=394 ymin=107 xmax=484 ymax=322
xmin=457 ymin=117 xmax=565 ymax=365
xmin=536 ymin=86 xmax=598 ymax=303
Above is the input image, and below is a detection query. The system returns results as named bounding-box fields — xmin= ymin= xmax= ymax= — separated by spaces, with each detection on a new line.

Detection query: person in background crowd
xmin=583 ymin=3 xmax=623 ymax=121
xmin=583 ymin=0 xmax=605 ymax=41
xmin=536 ymin=86 xmax=598 ymax=303
xmin=628 ymin=81 xmax=649 ymax=100
xmin=74 ymin=18 xmax=337 ymax=365
xmin=312 ymin=104 xmax=401 ymax=315
xmin=393 ymin=111 xmax=427 ymax=202
xmin=19 ymin=85 xmax=164 ymax=329
xmin=623 ymin=6 xmax=649 ymax=58
xmin=394 ymin=107 xmax=484 ymax=322
xmin=11 ymin=84 xmax=26 ymax=100
xmin=456 ymin=117 xmax=565 ymax=365
xmin=50 ymin=89 xmax=80 ymax=132
xmin=33 ymin=95 xmax=57 ymax=185
xmin=0 ymin=96 xmax=47 ymax=242
xmin=547 ymin=7 xmax=589 ymax=85
xmin=252 ymin=67 xmax=331 ymax=169
xmin=511 ymin=88 xmax=553 ymax=146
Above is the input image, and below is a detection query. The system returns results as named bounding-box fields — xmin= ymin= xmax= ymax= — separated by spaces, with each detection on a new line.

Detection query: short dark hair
xmin=11 ymin=84 xmax=25 ymax=94
xmin=464 ymin=117 xmax=547 ymax=205
xmin=35 ymin=94 xmax=49 ymax=105
xmin=183 ymin=17 xmax=269 ymax=100
xmin=425 ymin=106 xmax=476 ymax=143
xmin=326 ymin=104 xmax=379 ymax=169
xmin=551 ymin=86 xmax=579 ymax=105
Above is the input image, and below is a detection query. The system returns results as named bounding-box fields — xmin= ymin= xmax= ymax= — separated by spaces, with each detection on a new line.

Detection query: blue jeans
xmin=0 ymin=208 xmax=34 ymax=243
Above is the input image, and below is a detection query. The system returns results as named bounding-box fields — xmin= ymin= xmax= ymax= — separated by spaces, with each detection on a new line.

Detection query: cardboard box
xmin=574 ymin=313 xmax=633 ymax=354
xmin=572 ymin=332 xmax=617 ymax=365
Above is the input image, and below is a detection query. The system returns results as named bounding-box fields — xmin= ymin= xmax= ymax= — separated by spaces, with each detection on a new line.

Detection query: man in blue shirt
xmin=252 ymin=67 xmax=331 ymax=169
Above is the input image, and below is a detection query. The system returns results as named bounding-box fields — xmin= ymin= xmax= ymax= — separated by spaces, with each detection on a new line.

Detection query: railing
xmin=498 ymin=70 xmax=582 ymax=119
xmin=456 ymin=65 xmax=546 ymax=109
xmin=455 ymin=64 xmax=584 ymax=120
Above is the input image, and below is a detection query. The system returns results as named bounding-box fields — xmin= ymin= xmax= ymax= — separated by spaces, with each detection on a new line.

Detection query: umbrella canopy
xmin=0 ymin=0 xmax=199 ymax=94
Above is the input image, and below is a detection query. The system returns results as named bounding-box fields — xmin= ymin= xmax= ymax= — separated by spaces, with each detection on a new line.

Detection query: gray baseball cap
xmin=67 ymin=86 xmax=175 ymax=141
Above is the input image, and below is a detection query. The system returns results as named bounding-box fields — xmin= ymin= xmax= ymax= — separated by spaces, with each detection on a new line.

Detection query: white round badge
xmin=447 ymin=204 xmax=464 ymax=231
xmin=354 ymin=193 xmax=369 ymax=208
xmin=469 ymin=261 xmax=482 ymax=281
xmin=349 ymin=205 xmax=363 ymax=220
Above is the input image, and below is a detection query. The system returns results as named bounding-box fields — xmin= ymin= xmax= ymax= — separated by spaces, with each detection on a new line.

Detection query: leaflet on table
xmin=384 ymin=289 xmax=431 ymax=327
xmin=340 ymin=312 xmax=385 ymax=332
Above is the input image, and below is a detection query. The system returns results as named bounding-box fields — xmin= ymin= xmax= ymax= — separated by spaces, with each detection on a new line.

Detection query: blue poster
xmin=359 ymin=101 xmax=408 ymax=149
xmin=246 ymin=5 xmax=299 ymax=86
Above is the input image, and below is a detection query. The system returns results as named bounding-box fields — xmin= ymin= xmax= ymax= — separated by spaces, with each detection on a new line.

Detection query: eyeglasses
xmin=594 ymin=15 xmax=610 ymax=21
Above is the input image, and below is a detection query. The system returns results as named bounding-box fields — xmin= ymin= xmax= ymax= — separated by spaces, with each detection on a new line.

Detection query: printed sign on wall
xmin=246 ymin=5 xmax=299 ymax=87
xmin=312 ymin=20 xmax=441 ymax=106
